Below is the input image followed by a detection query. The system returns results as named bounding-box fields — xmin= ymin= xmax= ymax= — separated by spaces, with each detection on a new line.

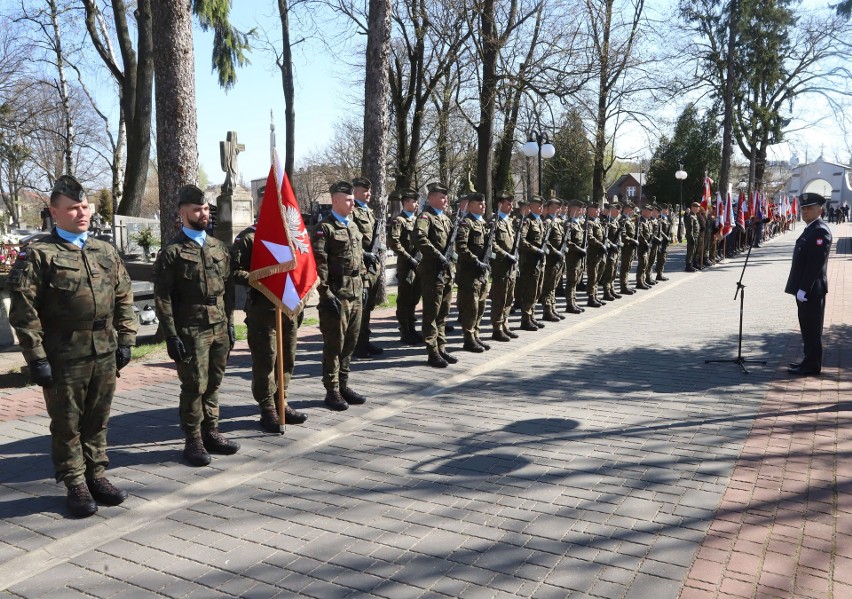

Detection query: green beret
xmin=399 ymin=188 xmax=418 ymax=201
xmin=51 ymin=175 xmax=85 ymax=202
xmin=178 ymin=184 xmax=206 ymax=206
xmin=427 ymin=182 xmax=449 ymax=194
xmin=352 ymin=176 xmax=371 ymax=190
xmin=329 ymin=180 xmax=353 ymax=195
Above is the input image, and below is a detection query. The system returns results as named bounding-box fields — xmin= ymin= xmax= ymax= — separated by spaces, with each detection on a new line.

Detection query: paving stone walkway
xmin=0 ymin=223 xmax=848 ymax=598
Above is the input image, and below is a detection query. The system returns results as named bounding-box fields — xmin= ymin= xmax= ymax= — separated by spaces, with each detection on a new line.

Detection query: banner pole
xmin=275 ymin=306 xmax=286 ymax=434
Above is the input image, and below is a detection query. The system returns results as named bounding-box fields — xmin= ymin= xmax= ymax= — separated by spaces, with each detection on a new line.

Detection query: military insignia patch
xmin=316 ymin=229 xmax=325 ymax=237
xmin=816 ymin=238 xmax=824 ymax=246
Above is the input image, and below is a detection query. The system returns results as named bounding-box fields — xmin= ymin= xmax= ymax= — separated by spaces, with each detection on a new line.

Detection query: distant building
xmin=606 ymin=173 xmax=647 ymax=204
xmin=785 ymin=155 xmax=852 ymax=209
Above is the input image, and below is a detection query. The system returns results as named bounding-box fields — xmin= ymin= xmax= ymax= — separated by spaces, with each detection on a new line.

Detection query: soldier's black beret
xmin=610 ymin=202 xmax=622 ymax=209
xmin=51 ymin=175 xmax=85 ymax=201
xmin=427 ymin=182 xmax=449 ymax=194
xmin=516 ymin=199 xmax=528 ymax=207
xmin=495 ymin=189 xmax=513 ymax=201
xmin=399 ymin=188 xmax=418 ymax=201
xmin=329 ymin=180 xmax=353 ymax=195
xmin=799 ymin=193 xmax=826 ymax=207
xmin=467 ymin=192 xmax=486 ymax=203
xmin=568 ymin=199 xmax=585 ymax=208
xmin=178 ymin=184 xmax=206 ymax=206
xmin=529 ymin=195 xmax=544 ymax=204
xmin=545 ymin=198 xmax=561 ymax=207
xmin=352 ymin=176 xmax=372 ymax=189
xmin=640 ymin=204 xmax=652 ymax=211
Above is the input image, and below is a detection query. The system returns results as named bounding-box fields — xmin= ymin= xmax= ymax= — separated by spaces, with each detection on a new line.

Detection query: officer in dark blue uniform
xmin=785 ymin=193 xmax=832 ymax=376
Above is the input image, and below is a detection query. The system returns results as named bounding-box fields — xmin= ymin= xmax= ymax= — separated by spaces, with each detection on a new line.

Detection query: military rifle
xmin=478 ymin=217 xmax=498 ymax=280
xmin=540 ymin=218 xmax=555 ymax=258
xmin=365 ymin=212 xmax=384 ymax=274
xmin=436 ymin=212 xmax=461 ymax=284
xmin=508 ymin=214 xmax=526 ymax=277
xmin=577 ymin=213 xmax=591 ymax=291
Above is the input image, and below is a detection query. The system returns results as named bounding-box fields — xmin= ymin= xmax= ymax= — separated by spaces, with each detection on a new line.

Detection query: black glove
xmin=409 ymin=255 xmax=420 ymax=268
xmin=29 ymin=358 xmax=53 ymax=387
xmin=536 ymin=247 xmax=546 ymax=256
xmin=363 ymin=251 xmax=377 ymax=267
xmin=362 ymin=287 xmax=369 ymax=306
xmin=227 ymin=324 xmax=236 ymax=350
xmin=320 ymin=295 xmax=342 ymax=316
xmin=115 ymin=345 xmax=131 ymax=371
xmin=166 ymin=335 xmax=191 ymax=364
xmin=505 ymin=254 xmax=518 ymax=264
xmin=476 ymin=260 xmax=489 ymax=273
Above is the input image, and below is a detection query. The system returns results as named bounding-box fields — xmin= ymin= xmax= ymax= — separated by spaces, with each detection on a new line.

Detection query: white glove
xmin=796 ymin=289 xmax=807 ymax=302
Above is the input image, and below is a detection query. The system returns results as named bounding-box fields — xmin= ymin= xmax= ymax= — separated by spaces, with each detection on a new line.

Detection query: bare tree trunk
xmin=151 ymin=0 xmax=198 ymax=241
xmin=591 ymin=0 xmax=613 ymax=204
xmin=47 ymin=0 xmax=74 ymax=176
xmin=277 ymin=0 xmax=296 ymax=178
xmin=476 ymin=0 xmax=497 ymax=200
xmin=718 ymin=0 xmax=739 ymax=194
xmin=362 ymin=0 xmax=391 ymax=301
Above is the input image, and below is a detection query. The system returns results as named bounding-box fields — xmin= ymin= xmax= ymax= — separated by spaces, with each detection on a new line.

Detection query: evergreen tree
xmin=543 ymin=108 xmax=593 ymax=201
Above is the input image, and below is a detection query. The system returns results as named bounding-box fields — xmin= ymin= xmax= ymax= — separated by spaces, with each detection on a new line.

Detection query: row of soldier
xmin=7 ymin=174 xmax=679 ymax=518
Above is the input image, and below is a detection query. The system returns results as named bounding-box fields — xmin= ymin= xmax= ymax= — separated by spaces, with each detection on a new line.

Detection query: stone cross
xmin=219 ymin=131 xmax=246 ymax=194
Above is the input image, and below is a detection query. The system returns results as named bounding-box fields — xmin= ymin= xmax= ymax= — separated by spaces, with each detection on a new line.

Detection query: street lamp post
xmin=675 ymin=164 xmax=687 ymax=242
xmin=522 ymin=131 xmax=555 ymax=196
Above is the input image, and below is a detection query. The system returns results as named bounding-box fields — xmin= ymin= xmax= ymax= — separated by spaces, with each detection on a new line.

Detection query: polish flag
xmin=249 ymin=149 xmax=318 ymax=316
xmin=701 ymin=175 xmax=713 ymax=210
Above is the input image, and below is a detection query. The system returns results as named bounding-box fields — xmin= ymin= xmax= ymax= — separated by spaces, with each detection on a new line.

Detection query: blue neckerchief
xmin=433 ymin=208 xmax=444 ymax=216
xmin=498 ymin=210 xmax=509 ymax=220
xmin=471 ymin=213 xmax=483 ymax=221
xmin=56 ymin=227 xmax=88 ymax=248
xmin=402 ymin=210 xmax=414 ymax=218
xmin=182 ymin=227 xmax=206 ymax=246
xmin=530 ymin=213 xmax=541 ymax=220
xmin=331 ymin=211 xmax=350 ymax=226
xmin=355 ymin=200 xmax=368 ymax=208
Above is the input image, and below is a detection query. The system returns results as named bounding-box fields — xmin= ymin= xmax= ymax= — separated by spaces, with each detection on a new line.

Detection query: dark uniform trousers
xmin=797 ymin=297 xmax=825 ymax=370
xmin=586 ymin=251 xmax=606 ymax=299
xmin=490 ymin=264 xmax=516 ymax=331
xmin=646 ymin=242 xmax=659 ymax=282
xmin=395 ymin=262 xmax=420 ymax=333
xmin=519 ymin=261 xmax=544 ymax=318
xmin=418 ymin=264 xmax=453 ymax=351
xmin=601 ymin=252 xmax=618 ymax=294
xmin=356 ymin=269 xmax=380 ymax=350
xmin=541 ymin=258 xmax=564 ymax=312
xmin=655 ymin=242 xmax=669 ymax=275
xmin=458 ymin=276 xmax=490 ymax=338
xmin=565 ymin=254 xmax=583 ymax=305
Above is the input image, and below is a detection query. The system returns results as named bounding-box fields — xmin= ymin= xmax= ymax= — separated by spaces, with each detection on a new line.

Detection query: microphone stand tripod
xmin=705 ymin=226 xmax=767 ymax=374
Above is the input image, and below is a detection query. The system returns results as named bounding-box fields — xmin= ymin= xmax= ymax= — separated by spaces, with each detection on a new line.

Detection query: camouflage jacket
xmin=9 ymin=232 xmax=137 ymax=363
xmin=519 ymin=215 xmax=545 ymax=267
xmin=312 ymin=214 xmax=364 ymax=302
xmin=586 ymin=217 xmax=607 ymax=258
xmin=229 ymin=224 xmax=273 ymax=311
xmin=389 ymin=212 xmax=418 ymax=268
xmin=352 ymin=203 xmax=380 ymax=281
xmin=684 ymin=212 xmax=700 ymax=241
xmin=414 ymin=206 xmax=455 ymax=277
xmin=153 ymin=232 xmax=234 ymax=337
xmin=455 ymin=214 xmax=489 ymax=281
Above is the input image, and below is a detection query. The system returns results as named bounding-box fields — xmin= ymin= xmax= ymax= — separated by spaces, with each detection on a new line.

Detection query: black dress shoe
xmin=340 ymin=387 xmax=366 ymax=405
xmin=787 ymin=366 xmax=821 ymax=376
xmin=87 ymin=477 xmax=128 ymax=506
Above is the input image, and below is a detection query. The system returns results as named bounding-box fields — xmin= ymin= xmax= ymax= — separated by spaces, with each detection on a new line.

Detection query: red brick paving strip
xmin=680 ymin=230 xmax=851 ymax=599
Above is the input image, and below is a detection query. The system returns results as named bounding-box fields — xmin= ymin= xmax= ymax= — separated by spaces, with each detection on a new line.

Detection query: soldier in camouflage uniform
xmin=685 ymin=202 xmax=700 ymax=272
xmin=415 ymin=182 xmax=458 ymax=368
xmin=154 ymin=185 xmax=239 ymax=468
xmin=388 ymin=188 xmax=422 ymax=345
xmin=645 ymin=204 xmax=661 ymax=286
xmin=312 ymin=181 xmax=369 ymax=410
xmin=618 ymin=202 xmax=639 ymax=295
xmin=600 ymin=202 xmax=623 ymax=301
xmin=9 ymin=175 xmax=137 ymax=518
xmin=696 ymin=207 xmax=707 ymax=269
xmin=489 ymin=191 xmax=519 ymax=341
xmin=231 ymin=196 xmax=308 ymax=431
xmin=635 ymin=204 xmax=653 ymax=289
xmin=455 ymin=193 xmax=492 ymax=352
xmin=539 ymin=199 xmax=565 ymax=322
xmin=517 ymin=196 xmax=547 ymax=330
xmin=563 ymin=199 xmax=587 ymax=314
xmin=655 ymin=203 xmax=673 ymax=281
xmin=585 ymin=202 xmax=608 ymax=307
xmin=351 ymin=177 xmax=384 ymax=359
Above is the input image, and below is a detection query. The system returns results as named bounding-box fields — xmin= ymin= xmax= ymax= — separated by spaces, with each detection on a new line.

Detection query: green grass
xmin=302 ymin=317 xmax=319 ymax=326
xmin=131 ymin=341 xmax=165 ymax=360
xmin=379 ymin=292 xmax=398 ymax=309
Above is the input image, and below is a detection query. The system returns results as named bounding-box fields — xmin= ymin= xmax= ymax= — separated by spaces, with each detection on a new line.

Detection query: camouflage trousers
xmin=43 ymin=352 xmax=117 ymax=488
xmin=600 ymin=255 xmax=618 ymax=294
xmin=518 ymin=262 xmax=544 ymax=319
xmin=395 ymin=263 xmax=421 ymax=333
xmin=176 ymin=322 xmax=229 ymax=433
xmin=636 ymin=248 xmax=650 ymax=285
xmin=355 ymin=272 xmax=380 ymax=351
xmin=586 ymin=254 xmax=606 ymax=301
xmin=318 ymin=297 xmax=362 ymax=391
xmin=655 ymin=245 xmax=669 ymax=275
xmin=645 ymin=245 xmax=659 ymax=281
xmin=540 ymin=260 xmax=564 ymax=312
xmin=420 ymin=278 xmax=453 ymax=351
xmin=619 ymin=246 xmax=636 ymax=288
xmin=489 ymin=269 xmax=516 ymax=331
xmin=457 ymin=276 xmax=490 ymax=338
xmin=564 ymin=257 xmax=583 ymax=307
xmin=686 ymin=238 xmax=698 ymax=266
xmin=245 ymin=303 xmax=297 ymax=408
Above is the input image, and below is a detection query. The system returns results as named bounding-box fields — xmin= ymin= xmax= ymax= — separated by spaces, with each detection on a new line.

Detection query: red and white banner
xmin=249 ymin=149 xmax=318 ymax=316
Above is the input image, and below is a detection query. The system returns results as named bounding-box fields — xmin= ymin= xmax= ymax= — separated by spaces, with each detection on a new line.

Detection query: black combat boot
xmin=502 ymin=326 xmax=519 ymax=339
xmin=587 ymin=298 xmax=603 ymax=308
xmin=566 ymin=303 xmax=584 ymax=314
xmin=542 ymin=308 xmax=561 ymax=322
xmin=602 ymin=291 xmax=616 ymax=302
xmin=520 ymin=317 xmax=538 ymax=331
xmin=67 ymin=482 xmax=97 ymax=518
xmin=635 ymin=281 xmax=650 ymax=290
xmin=353 ymin=345 xmax=372 ymax=359
xmin=87 ymin=477 xmax=128 ymax=506
xmin=366 ymin=342 xmax=384 ymax=355
xmin=202 ymin=429 xmax=240 ymax=455
xmin=409 ymin=327 xmax=424 ymax=343
xmin=324 ymin=389 xmax=349 ymax=411
xmin=260 ymin=404 xmax=281 ymax=432
xmin=463 ymin=334 xmax=485 ymax=352
xmin=285 ymin=405 xmax=308 ymax=424
xmin=184 ymin=432 xmax=212 ymax=467
xmin=427 ymin=349 xmax=448 ymax=368
xmin=610 ymin=289 xmax=623 ymax=299
xmin=400 ymin=329 xmax=420 ymax=345
xmin=492 ymin=329 xmax=511 ymax=342
xmin=685 ymin=265 xmax=696 ymax=272
xmin=438 ymin=348 xmax=459 ymax=364
xmin=474 ymin=336 xmax=491 ymax=351
xmin=340 ymin=387 xmax=367 ymax=405
xmin=656 ymin=273 xmax=669 ymax=281
xmin=620 ymin=285 xmax=636 ymax=295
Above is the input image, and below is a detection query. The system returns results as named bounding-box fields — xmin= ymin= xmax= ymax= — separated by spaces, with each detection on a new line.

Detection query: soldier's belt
xmin=45 ymin=318 xmax=109 ymax=331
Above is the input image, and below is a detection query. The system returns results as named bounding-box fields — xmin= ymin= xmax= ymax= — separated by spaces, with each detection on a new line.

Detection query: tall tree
xmin=542 ymin=108 xmax=594 ymax=201
xmin=276 ymin=0 xmax=296 ymax=177
xmin=82 ymin=0 xmax=154 ymax=217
